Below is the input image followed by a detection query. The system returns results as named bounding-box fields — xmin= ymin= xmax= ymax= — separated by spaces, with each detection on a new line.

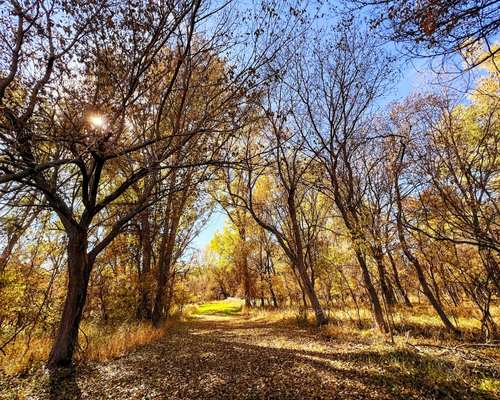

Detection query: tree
xmin=0 ymin=0 xmax=295 ymax=367
xmin=228 ymin=117 xmax=329 ymax=325
xmin=289 ymin=24 xmax=394 ymax=332
xmin=386 ymin=59 xmax=499 ymax=335
xmin=350 ymin=0 xmax=500 ymax=71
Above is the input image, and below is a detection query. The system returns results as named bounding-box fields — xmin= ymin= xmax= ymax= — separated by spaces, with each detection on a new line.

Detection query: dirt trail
xmin=4 ymin=314 xmax=496 ymax=399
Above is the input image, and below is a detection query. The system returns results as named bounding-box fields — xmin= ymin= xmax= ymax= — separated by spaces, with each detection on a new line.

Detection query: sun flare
xmin=88 ymin=114 xmax=106 ymax=129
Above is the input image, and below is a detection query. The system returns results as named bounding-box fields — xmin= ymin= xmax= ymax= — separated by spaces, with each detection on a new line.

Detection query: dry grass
xmin=81 ymin=321 xmax=173 ymax=362
xmin=248 ymin=303 xmax=499 ymax=342
xmin=244 ymin=303 xmax=500 ymax=398
xmin=0 ymin=336 xmax=51 ymax=376
xmin=0 ymin=321 xmax=174 ymax=376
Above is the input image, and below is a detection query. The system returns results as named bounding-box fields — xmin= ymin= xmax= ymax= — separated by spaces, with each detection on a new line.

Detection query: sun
xmin=88 ymin=113 xmax=106 ymax=129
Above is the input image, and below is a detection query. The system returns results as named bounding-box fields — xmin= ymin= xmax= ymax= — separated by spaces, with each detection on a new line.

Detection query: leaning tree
xmin=0 ymin=0 xmax=301 ymax=367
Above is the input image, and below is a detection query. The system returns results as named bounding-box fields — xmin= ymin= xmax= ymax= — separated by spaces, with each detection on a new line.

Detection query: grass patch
xmin=81 ymin=321 xmax=173 ymax=362
xmin=245 ymin=303 xmax=500 ymax=398
xmin=0 ymin=321 xmax=173 ymax=376
xmin=192 ymin=299 xmax=243 ymax=316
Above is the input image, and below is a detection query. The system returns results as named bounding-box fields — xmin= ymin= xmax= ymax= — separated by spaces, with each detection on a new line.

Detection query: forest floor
xmin=1 ymin=300 xmax=499 ymax=399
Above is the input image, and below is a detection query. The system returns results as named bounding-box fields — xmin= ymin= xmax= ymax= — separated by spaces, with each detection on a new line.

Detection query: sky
xmin=190 ymin=205 xmax=227 ymax=253
xmin=189 ymin=0 xmax=437 ymax=254
xmin=189 ymin=59 xmax=428 ymax=253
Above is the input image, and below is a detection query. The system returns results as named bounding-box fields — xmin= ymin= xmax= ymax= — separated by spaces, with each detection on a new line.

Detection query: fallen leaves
xmin=1 ymin=314 xmax=498 ymax=399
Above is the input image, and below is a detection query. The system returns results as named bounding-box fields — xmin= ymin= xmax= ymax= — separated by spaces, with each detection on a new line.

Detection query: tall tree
xmin=0 ymin=0 xmax=296 ymax=367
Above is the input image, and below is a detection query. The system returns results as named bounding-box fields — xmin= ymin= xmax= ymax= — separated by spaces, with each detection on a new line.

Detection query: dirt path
xmin=4 ymin=314 xmax=497 ymax=399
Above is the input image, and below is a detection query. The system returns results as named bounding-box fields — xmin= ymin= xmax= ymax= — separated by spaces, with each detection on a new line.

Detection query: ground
xmin=1 ymin=300 xmax=498 ymax=399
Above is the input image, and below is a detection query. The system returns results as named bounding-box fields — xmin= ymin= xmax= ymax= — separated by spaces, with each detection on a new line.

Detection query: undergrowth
xmin=0 ymin=321 xmax=173 ymax=376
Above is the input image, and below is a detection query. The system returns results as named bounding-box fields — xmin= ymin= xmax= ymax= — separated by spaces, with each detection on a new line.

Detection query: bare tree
xmin=349 ymin=0 xmax=500 ymax=71
xmin=226 ymin=107 xmax=329 ymax=325
xmin=289 ymin=24 xmax=394 ymax=332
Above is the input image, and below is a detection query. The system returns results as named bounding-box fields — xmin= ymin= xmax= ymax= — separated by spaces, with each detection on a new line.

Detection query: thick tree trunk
xmin=151 ymin=254 xmax=171 ymax=326
xmin=354 ymin=247 xmax=389 ymax=333
xmin=47 ymin=232 xmax=92 ymax=369
xmin=295 ymin=259 xmax=328 ymax=326
xmin=152 ymin=216 xmax=175 ymax=325
xmin=164 ymin=273 xmax=176 ymax=318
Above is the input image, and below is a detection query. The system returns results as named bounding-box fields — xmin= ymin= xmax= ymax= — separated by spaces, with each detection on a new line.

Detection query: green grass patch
xmin=193 ymin=299 xmax=243 ymax=316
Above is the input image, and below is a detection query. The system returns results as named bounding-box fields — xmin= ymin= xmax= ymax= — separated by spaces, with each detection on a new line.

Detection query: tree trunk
xmin=268 ymin=278 xmax=278 ymax=307
xmin=394 ymin=179 xmax=460 ymax=335
xmin=164 ymin=273 xmax=176 ymax=318
xmin=405 ymin=246 xmax=459 ymax=335
xmin=295 ymin=259 xmax=328 ymax=326
xmin=287 ymin=189 xmax=327 ymax=326
xmin=387 ymin=250 xmax=412 ymax=307
xmin=151 ymin=254 xmax=171 ymax=326
xmin=354 ymin=247 xmax=389 ymax=333
xmin=373 ymin=246 xmax=397 ymax=306
xmin=242 ymin=254 xmax=252 ymax=307
xmin=151 ymin=202 xmax=181 ymax=325
xmin=219 ymin=281 xmax=228 ymax=299
xmin=47 ymin=232 xmax=92 ymax=368
xmin=237 ymin=227 xmax=252 ymax=308
xmin=137 ymin=212 xmax=152 ymax=320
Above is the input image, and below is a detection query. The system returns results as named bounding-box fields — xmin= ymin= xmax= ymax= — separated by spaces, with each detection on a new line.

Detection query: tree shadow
xmin=28 ymin=318 xmax=496 ymax=399
xmin=107 ymin=318 xmax=497 ymax=399
xmin=48 ymin=367 xmax=82 ymax=400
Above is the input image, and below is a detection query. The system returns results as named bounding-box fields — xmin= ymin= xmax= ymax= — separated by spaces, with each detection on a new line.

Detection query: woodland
xmin=0 ymin=0 xmax=499 ymax=399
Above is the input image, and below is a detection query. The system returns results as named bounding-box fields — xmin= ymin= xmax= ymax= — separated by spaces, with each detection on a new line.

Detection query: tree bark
xmin=137 ymin=212 xmax=152 ymax=320
xmin=372 ymin=246 xmax=397 ymax=306
xmin=241 ymin=249 xmax=252 ymax=307
xmin=401 ymin=241 xmax=459 ymax=335
xmin=47 ymin=231 xmax=92 ymax=368
xmin=288 ymin=190 xmax=328 ymax=326
xmin=393 ymin=164 xmax=460 ymax=335
xmin=387 ymin=250 xmax=412 ymax=307
xmin=151 ymin=251 xmax=171 ymax=326
xmin=354 ymin=246 xmax=389 ymax=333
xmin=237 ymin=227 xmax=252 ymax=308
xmin=295 ymin=257 xmax=328 ymax=325
xmin=268 ymin=278 xmax=278 ymax=307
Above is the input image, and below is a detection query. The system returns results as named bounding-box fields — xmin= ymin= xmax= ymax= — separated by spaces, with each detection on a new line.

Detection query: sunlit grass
xmin=0 ymin=321 xmax=174 ymax=375
xmin=244 ymin=302 xmax=500 ymax=398
xmin=192 ymin=298 xmax=243 ymax=316
xmin=81 ymin=321 xmax=172 ymax=362
xmin=246 ymin=302 xmax=499 ymax=343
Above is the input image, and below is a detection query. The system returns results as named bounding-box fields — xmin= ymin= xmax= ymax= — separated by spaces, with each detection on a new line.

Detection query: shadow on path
xmin=71 ymin=315 xmax=495 ymax=400
xmin=14 ymin=315 xmax=495 ymax=399
xmin=48 ymin=368 xmax=82 ymax=400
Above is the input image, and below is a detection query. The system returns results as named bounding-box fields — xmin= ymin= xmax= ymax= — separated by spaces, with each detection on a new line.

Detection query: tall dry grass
xmin=0 ymin=321 xmax=173 ymax=376
xmin=246 ymin=302 xmax=500 ymax=343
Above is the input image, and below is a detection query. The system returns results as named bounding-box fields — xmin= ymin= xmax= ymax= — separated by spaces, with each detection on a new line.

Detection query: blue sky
xmin=189 ymin=0 xmax=435 ymax=253
xmin=189 ymin=59 xmax=427 ymax=253
xmin=191 ymin=205 xmax=227 ymax=252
